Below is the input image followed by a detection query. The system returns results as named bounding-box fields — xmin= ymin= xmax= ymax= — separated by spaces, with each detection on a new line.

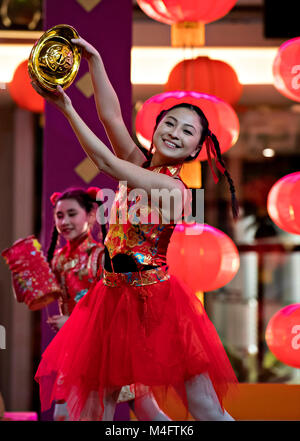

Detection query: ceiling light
xmin=0 ymin=44 xmax=279 ymax=87
xmin=0 ymin=44 xmax=33 ymax=83
xmin=131 ymin=47 xmax=279 ymax=85
xmin=262 ymin=148 xmax=275 ymax=157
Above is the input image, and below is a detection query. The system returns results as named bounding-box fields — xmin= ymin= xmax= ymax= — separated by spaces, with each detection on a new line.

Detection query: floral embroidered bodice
xmin=51 ymin=232 xmax=104 ymax=314
xmin=104 ymin=165 xmax=184 ymax=270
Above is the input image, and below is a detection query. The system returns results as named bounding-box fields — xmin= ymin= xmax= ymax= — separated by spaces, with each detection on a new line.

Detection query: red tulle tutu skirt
xmin=35 ymin=267 xmax=237 ymax=420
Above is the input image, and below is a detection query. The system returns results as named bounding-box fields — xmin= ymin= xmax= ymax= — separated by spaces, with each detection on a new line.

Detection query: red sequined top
xmin=51 ymin=232 xmax=104 ymax=315
xmin=104 ymin=164 xmax=186 ymax=270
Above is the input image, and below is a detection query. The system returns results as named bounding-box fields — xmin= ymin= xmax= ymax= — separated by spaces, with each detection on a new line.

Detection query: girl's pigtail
xmin=47 ymin=225 xmax=59 ymax=264
xmin=209 ymin=133 xmax=239 ymax=221
xmin=94 ymin=198 xmax=107 ymax=244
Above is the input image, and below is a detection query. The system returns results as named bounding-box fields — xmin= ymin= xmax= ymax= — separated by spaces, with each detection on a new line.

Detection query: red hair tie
xmin=205 ymin=134 xmax=225 ymax=184
xmin=87 ymin=186 xmax=102 ymax=201
xmin=50 ymin=192 xmax=62 ymax=206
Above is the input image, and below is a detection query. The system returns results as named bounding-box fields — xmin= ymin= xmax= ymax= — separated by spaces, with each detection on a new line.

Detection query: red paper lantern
xmin=273 ymin=37 xmax=300 ymax=102
xmin=165 ymin=56 xmax=242 ymax=106
xmin=137 ymin=0 xmax=238 ymax=46
xmin=8 ymin=60 xmax=44 ymax=113
xmin=1 ymin=235 xmax=61 ymax=310
xmin=135 ymin=91 xmax=239 ymax=161
xmin=136 ymin=0 xmax=238 ymax=25
xmin=166 ymin=223 xmax=240 ymax=292
xmin=267 ymin=172 xmax=300 ymax=235
xmin=265 ymin=304 xmax=300 ymax=368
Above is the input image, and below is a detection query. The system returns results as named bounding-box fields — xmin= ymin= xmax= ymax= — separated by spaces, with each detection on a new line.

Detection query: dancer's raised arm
xmin=31 ymin=83 xmax=185 ymax=217
xmin=71 ymin=37 xmax=146 ymax=166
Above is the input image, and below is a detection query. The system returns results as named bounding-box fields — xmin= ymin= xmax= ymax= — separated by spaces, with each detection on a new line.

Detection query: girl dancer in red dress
xmin=47 ymin=187 xmax=104 ymax=331
xmin=47 ymin=187 xmax=169 ymax=421
xmin=45 ymin=187 xmax=105 ymax=420
xmin=42 ymin=187 xmax=169 ymax=421
xmin=32 ymin=37 xmax=239 ymax=421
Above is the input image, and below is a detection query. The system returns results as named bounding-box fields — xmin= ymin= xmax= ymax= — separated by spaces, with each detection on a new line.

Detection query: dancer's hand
xmin=31 ymin=81 xmax=72 ymax=114
xmin=71 ymin=37 xmax=100 ymax=61
xmin=47 ymin=314 xmax=69 ymax=332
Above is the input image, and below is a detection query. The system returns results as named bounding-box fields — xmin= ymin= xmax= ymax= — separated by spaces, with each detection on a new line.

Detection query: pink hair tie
xmin=50 ymin=192 xmax=62 ymax=206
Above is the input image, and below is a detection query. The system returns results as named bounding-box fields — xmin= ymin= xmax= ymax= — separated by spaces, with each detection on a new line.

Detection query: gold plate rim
xmin=28 ymin=24 xmax=82 ymax=91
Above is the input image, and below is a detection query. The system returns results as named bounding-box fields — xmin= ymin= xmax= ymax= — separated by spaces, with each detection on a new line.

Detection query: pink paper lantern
xmin=166 ymin=223 xmax=240 ymax=292
xmin=267 ymin=172 xmax=300 ymax=235
xmin=273 ymin=37 xmax=300 ymax=102
xmin=265 ymin=304 xmax=300 ymax=368
xmin=136 ymin=0 xmax=238 ymax=25
xmin=135 ymin=91 xmax=240 ymax=161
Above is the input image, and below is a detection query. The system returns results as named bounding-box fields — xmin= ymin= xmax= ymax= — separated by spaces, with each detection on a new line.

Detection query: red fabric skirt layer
xmin=35 ymin=268 xmax=238 ymax=420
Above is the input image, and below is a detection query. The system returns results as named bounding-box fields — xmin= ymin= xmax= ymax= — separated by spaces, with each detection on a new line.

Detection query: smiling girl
xmin=32 ymin=36 xmax=239 ymax=421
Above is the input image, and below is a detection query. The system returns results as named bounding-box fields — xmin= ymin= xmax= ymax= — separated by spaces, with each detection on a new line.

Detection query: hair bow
xmin=87 ymin=186 xmax=103 ymax=201
xmin=50 ymin=192 xmax=62 ymax=206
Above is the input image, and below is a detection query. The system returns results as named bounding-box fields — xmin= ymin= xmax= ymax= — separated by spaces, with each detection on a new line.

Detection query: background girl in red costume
xmin=32 ymin=36 xmax=239 ymax=421
xmin=46 ymin=187 xmax=105 ymax=333
xmin=46 ymin=187 xmax=105 ymax=421
xmin=42 ymin=187 xmax=169 ymax=422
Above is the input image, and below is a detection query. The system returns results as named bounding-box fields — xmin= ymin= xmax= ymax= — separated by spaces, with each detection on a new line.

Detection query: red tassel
xmin=216 ymin=160 xmax=225 ymax=174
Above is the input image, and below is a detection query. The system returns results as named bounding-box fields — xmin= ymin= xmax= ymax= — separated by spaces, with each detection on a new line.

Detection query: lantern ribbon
xmin=205 ymin=134 xmax=226 ymax=184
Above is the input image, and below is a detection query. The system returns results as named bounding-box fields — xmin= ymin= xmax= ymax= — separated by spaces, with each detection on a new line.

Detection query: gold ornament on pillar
xmin=76 ymin=0 xmax=102 ymax=13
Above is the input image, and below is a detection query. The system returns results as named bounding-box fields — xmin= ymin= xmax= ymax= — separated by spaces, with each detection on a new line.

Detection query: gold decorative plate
xmin=28 ymin=24 xmax=82 ymax=91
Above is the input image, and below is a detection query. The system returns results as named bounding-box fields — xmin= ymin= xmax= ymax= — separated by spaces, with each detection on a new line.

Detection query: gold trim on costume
xmin=103 ymin=266 xmax=169 ymax=287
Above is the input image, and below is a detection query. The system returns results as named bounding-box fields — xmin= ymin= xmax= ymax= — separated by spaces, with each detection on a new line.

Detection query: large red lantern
xmin=265 ymin=304 xmax=300 ymax=368
xmin=273 ymin=37 xmax=300 ymax=102
xmin=135 ymin=91 xmax=240 ymax=161
xmin=8 ymin=60 xmax=44 ymax=113
xmin=165 ymin=56 xmax=242 ymax=106
xmin=267 ymin=172 xmax=300 ymax=235
xmin=136 ymin=0 xmax=237 ymax=25
xmin=136 ymin=0 xmax=238 ymax=46
xmin=166 ymin=223 xmax=240 ymax=292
